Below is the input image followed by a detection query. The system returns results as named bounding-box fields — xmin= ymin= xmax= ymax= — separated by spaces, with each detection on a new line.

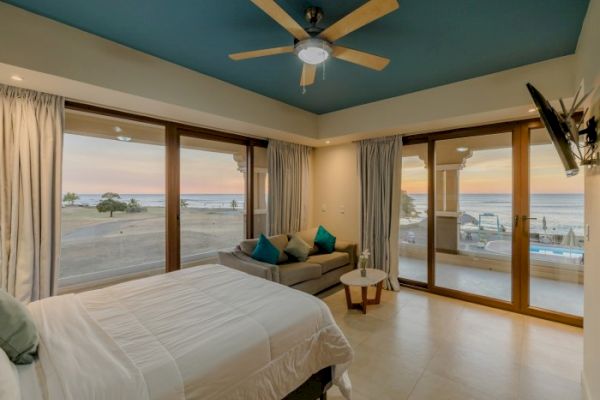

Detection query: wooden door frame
xmin=65 ymin=101 xmax=267 ymax=275
xmin=400 ymin=118 xmax=583 ymax=327
xmin=518 ymin=122 xmax=583 ymax=326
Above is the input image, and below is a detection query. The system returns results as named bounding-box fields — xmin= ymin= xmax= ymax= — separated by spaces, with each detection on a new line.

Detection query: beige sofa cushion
xmin=279 ymin=262 xmax=322 ymax=286
xmin=239 ymin=234 xmax=289 ymax=264
xmin=294 ymin=228 xmax=319 ymax=256
xmin=307 ymin=252 xmax=350 ymax=274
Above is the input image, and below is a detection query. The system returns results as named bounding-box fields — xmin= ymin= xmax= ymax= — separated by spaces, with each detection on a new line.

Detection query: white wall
xmin=312 ymin=143 xmax=360 ymax=243
xmin=578 ymin=0 xmax=600 ymax=398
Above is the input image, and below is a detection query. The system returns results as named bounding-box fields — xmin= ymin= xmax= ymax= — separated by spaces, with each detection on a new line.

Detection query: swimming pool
xmin=485 ymin=240 xmax=583 ymax=258
xmin=530 ymin=244 xmax=583 ymax=257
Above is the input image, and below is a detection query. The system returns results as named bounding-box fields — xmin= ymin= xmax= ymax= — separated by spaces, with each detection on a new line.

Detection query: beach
xmin=60 ymin=204 xmax=244 ymax=285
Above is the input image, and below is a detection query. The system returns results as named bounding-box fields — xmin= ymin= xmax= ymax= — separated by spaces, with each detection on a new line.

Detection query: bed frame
xmin=283 ymin=366 xmax=333 ymax=400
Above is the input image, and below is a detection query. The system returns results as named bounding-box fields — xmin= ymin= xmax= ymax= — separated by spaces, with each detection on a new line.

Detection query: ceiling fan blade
xmin=332 ymin=46 xmax=390 ymax=71
xmin=319 ymin=0 xmax=399 ymax=43
xmin=300 ymin=63 xmax=316 ymax=86
xmin=251 ymin=0 xmax=310 ymax=41
xmin=229 ymin=46 xmax=294 ymax=61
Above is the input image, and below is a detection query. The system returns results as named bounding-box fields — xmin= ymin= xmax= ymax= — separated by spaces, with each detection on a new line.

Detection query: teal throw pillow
xmin=0 ymin=290 xmax=38 ymax=364
xmin=251 ymin=234 xmax=281 ymax=265
xmin=314 ymin=225 xmax=336 ymax=254
xmin=285 ymin=235 xmax=312 ymax=261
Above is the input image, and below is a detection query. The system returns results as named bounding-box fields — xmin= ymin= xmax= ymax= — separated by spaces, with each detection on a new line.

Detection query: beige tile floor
xmin=319 ymin=285 xmax=583 ymax=400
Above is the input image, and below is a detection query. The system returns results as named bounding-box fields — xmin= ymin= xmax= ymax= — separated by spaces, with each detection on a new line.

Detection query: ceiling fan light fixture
xmin=295 ymin=38 xmax=331 ymax=65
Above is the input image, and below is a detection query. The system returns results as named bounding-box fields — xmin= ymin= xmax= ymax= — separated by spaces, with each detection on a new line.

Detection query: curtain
xmin=0 ymin=85 xmax=64 ymax=303
xmin=357 ymin=135 xmax=402 ymax=291
xmin=268 ymin=140 xmax=312 ymax=235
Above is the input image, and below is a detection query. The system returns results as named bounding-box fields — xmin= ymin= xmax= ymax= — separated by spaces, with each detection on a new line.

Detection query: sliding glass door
xmin=433 ymin=132 xmax=514 ymax=302
xmin=399 ymin=120 xmax=583 ymax=326
xmin=61 ymin=103 xmax=268 ymax=290
xmin=525 ymin=126 xmax=584 ymax=320
xmin=179 ymin=136 xmax=247 ymax=266
xmin=398 ymin=143 xmax=429 ymax=284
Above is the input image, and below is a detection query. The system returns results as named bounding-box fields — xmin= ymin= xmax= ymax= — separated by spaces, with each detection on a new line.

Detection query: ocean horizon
xmin=63 ymin=192 xmax=584 ymax=235
xmin=408 ymin=193 xmax=584 ymax=236
xmin=65 ymin=193 xmax=246 ymax=210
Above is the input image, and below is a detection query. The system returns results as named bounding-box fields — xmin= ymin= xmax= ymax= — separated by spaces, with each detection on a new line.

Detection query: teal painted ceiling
xmin=3 ymin=0 xmax=590 ymax=114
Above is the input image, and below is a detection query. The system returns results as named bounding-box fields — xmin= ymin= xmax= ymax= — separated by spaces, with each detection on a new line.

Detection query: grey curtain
xmin=268 ymin=140 xmax=312 ymax=235
xmin=357 ymin=135 xmax=402 ymax=290
xmin=0 ymin=85 xmax=64 ymax=303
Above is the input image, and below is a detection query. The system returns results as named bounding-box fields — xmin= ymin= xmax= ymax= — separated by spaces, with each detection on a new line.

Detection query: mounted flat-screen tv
xmin=526 ymin=83 xmax=579 ymax=177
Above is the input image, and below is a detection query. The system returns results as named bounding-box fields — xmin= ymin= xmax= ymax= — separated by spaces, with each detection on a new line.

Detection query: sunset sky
xmin=402 ymin=144 xmax=584 ymax=194
xmin=63 ymin=134 xmax=244 ymax=194
xmin=64 ymin=133 xmax=583 ymax=196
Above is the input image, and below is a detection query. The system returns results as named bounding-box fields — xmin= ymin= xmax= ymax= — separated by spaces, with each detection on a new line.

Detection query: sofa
xmin=217 ymin=227 xmax=357 ymax=295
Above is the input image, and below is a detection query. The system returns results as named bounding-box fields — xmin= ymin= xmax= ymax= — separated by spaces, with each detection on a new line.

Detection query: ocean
xmin=66 ymin=193 xmax=584 ymax=236
xmin=70 ymin=193 xmax=245 ymax=210
xmin=408 ymin=193 xmax=584 ymax=236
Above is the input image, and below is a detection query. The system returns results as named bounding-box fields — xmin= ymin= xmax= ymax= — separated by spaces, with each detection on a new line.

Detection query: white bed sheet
xmin=19 ymin=264 xmax=353 ymax=400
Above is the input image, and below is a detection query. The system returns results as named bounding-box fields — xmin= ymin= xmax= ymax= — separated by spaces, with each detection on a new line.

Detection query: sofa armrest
xmin=217 ymin=250 xmax=280 ymax=282
xmin=335 ymin=240 xmax=357 ymax=268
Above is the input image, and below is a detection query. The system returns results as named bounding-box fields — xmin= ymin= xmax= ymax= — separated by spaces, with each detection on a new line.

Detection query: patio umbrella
xmin=561 ymin=228 xmax=577 ymax=257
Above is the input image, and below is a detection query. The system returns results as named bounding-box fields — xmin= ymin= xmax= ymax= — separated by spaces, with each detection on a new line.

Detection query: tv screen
xmin=526 ymin=83 xmax=579 ymax=177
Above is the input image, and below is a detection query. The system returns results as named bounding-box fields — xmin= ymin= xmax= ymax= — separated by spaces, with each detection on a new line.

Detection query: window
xmin=60 ymin=110 xmax=166 ymax=290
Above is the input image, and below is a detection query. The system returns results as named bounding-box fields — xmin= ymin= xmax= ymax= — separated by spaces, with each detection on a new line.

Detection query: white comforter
xmin=18 ymin=265 xmax=353 ymax=400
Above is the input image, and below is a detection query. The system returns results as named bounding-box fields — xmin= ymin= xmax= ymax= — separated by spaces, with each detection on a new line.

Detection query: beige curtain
xmin=357 ymin=135 xmax=402 ymax=291
xmin=268 ymin=140 xmax=312 ymax=235
xmin=0 ymin=85 xmax=64 ymax=303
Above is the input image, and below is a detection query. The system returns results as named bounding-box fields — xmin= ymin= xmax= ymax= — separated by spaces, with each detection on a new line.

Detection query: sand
xmin=60 ymin=206 xmax=244 ymax=281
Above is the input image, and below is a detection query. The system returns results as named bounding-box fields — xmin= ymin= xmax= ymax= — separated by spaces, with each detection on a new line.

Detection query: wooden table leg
xmin=374 ymin=281 xmax=383 ymax=305
xmin=344 ymin=285 xmax=352 ymax=310
xmin=361 ymin=286 xmax=368 ymax=314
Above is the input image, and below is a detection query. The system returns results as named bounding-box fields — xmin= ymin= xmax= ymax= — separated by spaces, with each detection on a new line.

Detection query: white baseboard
xmin=583 ymin=371 xmax=593 ymax=400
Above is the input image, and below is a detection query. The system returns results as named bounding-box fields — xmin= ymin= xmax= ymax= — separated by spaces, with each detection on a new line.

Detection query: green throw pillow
xmin=0 ymin=290 xmax=38 ymax=364
xmin=314 ymin=225 xmax=336 ymax=254
xmin=285 ymin=235 xmax=312 ymax=261
xmin=251 ymin=234 xmax=281 ymax=265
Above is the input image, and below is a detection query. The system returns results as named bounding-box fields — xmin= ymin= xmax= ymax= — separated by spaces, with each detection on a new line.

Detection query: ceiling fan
xmin=229 ymin=0 xmax=399 ymax=88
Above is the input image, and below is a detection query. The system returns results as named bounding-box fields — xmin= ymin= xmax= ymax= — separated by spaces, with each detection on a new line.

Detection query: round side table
xmin=340 ymin=268 xmax=387 ymax=314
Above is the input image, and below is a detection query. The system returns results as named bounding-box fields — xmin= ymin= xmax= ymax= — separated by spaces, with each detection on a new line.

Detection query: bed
xmin=12 ymin=264 xmax=353 ymax=400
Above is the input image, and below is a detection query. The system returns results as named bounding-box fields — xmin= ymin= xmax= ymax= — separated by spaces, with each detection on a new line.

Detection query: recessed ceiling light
xmin=10 ymin=75 xmax=23 ymax=82
xmin=116 ymin=135 xmax=132 ymax=142
xmin=528 ymin=108 xmax=537 ymax=113
xmin=325 ymin=140 xmax=331 ymax=144
xmin=456 ymin=146 xmax=469 ymax=152
xmin=113 ymin=126 xmax=123 ymax=133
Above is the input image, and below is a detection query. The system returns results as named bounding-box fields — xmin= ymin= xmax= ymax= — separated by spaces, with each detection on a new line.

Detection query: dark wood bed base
xmin=283 ymin=366 xmax=333 ymax=400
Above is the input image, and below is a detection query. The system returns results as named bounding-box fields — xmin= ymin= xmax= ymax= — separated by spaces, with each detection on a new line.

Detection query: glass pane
xmin=529 ymin=128 xmax=584 ymax=316
xmin=180 ymin=137 xmax=246 ymax=266
xmin=61 ymin=110 xmax=165 ymax=290
xmin=434 ymin=133 xmax=513 ymax=301
xmin=399 ymin=143 xmax=428 ymax=283
xmin=253 ymin=146 xmax=269 ymax=237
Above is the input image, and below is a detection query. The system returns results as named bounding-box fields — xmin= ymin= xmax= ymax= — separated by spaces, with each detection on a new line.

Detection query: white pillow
xmin=0 ymin=349 xmax=20 ymax=400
